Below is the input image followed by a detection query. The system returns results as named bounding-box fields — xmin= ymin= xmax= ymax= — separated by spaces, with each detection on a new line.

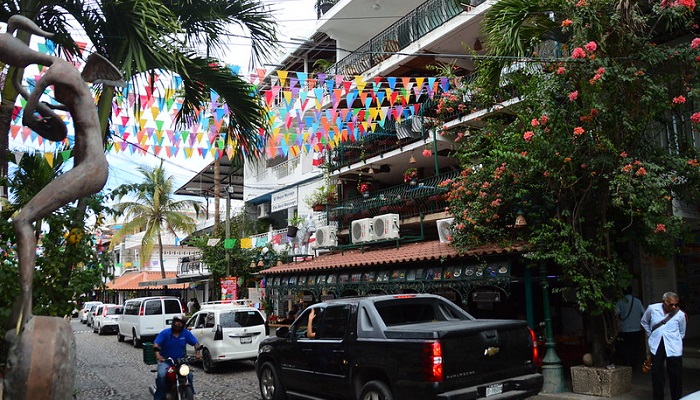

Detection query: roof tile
xmin=260 ymin=240 xmax=523 ymax=275
xmin=106 ymin=271 xmax=187 ymax=290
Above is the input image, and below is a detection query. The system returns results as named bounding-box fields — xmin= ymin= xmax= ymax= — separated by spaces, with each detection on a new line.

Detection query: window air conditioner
xmin=436 ymin=218 xmax=455 ymax=243
xmin=257 ymin=203 xmax=270 ymax=218
xmin=314 ymin=226 xmax=338 ymax=248
xmin=351 ymin=218 xmax=373 ymax=244
xmin=372 ymin=214 xmax=400 ymax=240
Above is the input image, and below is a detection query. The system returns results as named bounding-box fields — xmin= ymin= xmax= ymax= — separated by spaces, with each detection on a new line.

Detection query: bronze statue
xmin=2 ymin=15 xmax=123 ymax=399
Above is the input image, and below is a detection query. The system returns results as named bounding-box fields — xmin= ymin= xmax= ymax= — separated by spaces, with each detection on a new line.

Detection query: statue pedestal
xmin=571 ymin=365 xmax=632 ymax=397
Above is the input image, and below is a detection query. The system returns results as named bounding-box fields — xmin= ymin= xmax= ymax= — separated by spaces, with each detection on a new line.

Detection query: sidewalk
xmin=531 ymin=367 xmax=700 ymax=400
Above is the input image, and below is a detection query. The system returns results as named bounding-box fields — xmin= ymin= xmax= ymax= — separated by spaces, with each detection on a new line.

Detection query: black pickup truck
xmin=256 ymin=294 xmax=542 ymax=400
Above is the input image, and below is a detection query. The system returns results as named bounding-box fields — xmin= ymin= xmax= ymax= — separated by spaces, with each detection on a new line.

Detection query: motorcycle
xmin=149 ymin=356 xmax=197 ymax=400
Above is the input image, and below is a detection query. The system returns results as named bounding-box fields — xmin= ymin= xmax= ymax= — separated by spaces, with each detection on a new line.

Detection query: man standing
xmin=641 ymin=292 xmax=686 ymax=400
xmin=616 ymin=289 xmax=645 ymax=368
xmin=152 ymin=314 xmax=202 ymax=400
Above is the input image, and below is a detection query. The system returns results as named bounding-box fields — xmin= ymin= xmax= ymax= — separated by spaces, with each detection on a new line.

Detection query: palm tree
xmin=111 ymin=163 xmax=202 ymax=279
xmin=1 ymin=0 xmax=278 ymax=183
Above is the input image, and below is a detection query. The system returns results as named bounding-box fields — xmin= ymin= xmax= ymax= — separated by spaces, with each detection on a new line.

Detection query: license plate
xmin=485 ymin=384 xmax=503 ymax=397
xmin=240 ymin=336 xmax=252 ymax=344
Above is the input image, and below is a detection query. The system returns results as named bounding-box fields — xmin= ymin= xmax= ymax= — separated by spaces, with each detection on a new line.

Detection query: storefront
xmin=259 ymin=240 xmax=525 ymax=320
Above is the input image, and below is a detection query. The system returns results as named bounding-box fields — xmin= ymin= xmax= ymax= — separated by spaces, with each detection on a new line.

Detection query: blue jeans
xmin=154 ymin=360 xmax=194 ymax=400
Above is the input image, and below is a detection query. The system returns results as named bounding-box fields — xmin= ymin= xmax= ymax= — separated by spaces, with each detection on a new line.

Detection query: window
xmin=319 ymin=306 xmax=349 ymax=340
xmin=144 ymin=300 xmax=162 ymax=316
xmin=124 ymin=301 xmax=141 ymax=315
xmin=234 ymin=311 xmax=265 ymax=327
xmin=193 ymin=314 xmax=206 ymax=329
xmin=106 ymin=306 xmax=122 ymax=315
xmin=164 ymin=299 xmax=181 ymax=314
xmin=205 ymin=313 xmax=215 ymax=328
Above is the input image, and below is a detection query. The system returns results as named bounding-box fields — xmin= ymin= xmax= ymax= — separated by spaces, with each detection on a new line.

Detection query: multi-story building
xmin=242 ymin=0 xmax=539 ymax=323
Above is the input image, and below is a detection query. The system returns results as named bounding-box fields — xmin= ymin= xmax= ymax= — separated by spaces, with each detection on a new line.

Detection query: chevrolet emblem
xmin=484 ymin=347 xmax=500 ymax=356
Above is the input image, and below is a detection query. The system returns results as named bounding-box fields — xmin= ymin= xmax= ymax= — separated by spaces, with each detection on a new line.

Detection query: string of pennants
xmin=7 ymin=36 xmax=453 ymax=161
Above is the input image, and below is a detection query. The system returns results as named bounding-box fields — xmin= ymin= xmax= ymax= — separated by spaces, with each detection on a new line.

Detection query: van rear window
xmin=144 ymin=300 xmax=162 ymax=315
xmin=164 ymin=299 xmax=181 ymax=314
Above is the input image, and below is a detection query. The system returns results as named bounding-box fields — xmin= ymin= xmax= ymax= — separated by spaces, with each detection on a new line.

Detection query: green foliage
xmin=304 ymin=184 xmax=338 ymax=208
xmin=0 ymin=154 xmax=113 ymax=328
xmin=440 ymin=0 xmax=700 ymax=344
xmin=110 ymin=162 xmax=202 ymax=278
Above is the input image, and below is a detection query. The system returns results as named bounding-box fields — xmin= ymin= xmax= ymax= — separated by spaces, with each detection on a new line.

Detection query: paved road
xmin=73 ymin=319 xmax=262 ymax=400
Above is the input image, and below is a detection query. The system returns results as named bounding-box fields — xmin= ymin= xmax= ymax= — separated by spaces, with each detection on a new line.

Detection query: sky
xmin=5 ymin=0 xmax=319 ymax=201
xmin=104 ymin=0 xmax=319 ymax=193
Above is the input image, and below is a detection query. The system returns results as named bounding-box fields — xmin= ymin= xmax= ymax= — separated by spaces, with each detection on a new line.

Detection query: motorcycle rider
xmin=152 ymin=314 xmax=202 ymax=400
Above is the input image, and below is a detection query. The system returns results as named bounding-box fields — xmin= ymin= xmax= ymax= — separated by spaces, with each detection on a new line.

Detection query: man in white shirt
xmin=641 ymin=292 xmax=687 ymax=400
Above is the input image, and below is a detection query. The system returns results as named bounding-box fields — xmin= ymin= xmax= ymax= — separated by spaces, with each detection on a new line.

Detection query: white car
xmin=79 ymin=301 xmax=103 ymax=324
xmin=186 ymin=300 xmax=268 ymax=373
xmin=92 ymin=304 xmax=122 ymax=335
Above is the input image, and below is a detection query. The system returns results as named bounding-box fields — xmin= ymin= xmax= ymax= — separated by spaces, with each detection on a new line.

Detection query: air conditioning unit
xmin=314 ymin=226 xmax=338 ymax=248
xmin=257 ymin=203 xmax=270 ymax=219
xmin=372 ymin=214 xmax=400 ymax=240
xmin=351 ymin=218 xmax=373 ymax=244
xmin=437 ymin=218 xmax=455 ymax=243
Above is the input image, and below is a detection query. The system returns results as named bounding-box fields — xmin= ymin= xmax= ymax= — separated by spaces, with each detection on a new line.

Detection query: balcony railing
xmin=329 ymin=170 xmax=460 ymax=230
xmin=328 ymin=0 xmax=467 ymax=76
xmin=178 ymin=258 xmax=211 ymax=276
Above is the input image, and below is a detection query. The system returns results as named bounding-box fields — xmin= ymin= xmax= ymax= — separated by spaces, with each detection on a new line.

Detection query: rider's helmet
xmin=171 ymin=314 xmax=186 ymax=327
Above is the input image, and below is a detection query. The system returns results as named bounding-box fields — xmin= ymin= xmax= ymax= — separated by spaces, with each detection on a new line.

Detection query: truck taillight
xmin=139 ymin=306 xmax=144 ymax=316
xmin=423 ymin=341 xmax=443 ymax=382
xmin=528 ymin=327 xmax=541 ymax=367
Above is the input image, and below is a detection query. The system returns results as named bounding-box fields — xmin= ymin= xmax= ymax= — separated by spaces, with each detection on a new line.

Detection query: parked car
xmin=682 ymin=391 xmax=700 ymax=400
xmin=86 ymin=304 xmax=101 ymax=327
xmin=117 ymin=296 xmax=184 ymax=348
xmin=185 ymin=300 xmax=268 ymax=373
xmin=257 ymin=294 xmax=542 ymax=400
xmin=92 ymin=304 xmax=122 ymax=335
xmin=79 ymin=301 xmax=103 ymax=324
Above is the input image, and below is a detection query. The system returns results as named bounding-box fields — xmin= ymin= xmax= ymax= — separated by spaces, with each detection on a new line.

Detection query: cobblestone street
xmin=73 ymin=319 xmax=262 ymax=400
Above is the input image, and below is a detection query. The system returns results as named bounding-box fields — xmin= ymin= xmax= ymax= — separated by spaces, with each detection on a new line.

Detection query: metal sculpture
xmin=1 ymin=15 xmax=123 ymax=399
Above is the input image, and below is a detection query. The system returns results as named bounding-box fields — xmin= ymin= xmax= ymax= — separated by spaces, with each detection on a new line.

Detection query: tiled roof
xmin=105 ymin=271 xmax=188 ymax=290
xmin=259 ymin=240 xmax=524 ymax=275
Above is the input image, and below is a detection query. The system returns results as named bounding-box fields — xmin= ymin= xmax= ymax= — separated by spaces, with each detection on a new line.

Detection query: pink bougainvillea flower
xmin=585 ymin=41 xmax=597 ymax=52
xmin=561 ymin=19 xmax=573 ymax=27
xmin=654 ymin=224 xmax=667 ymax=233
xmin=531 ymin=118 xmax=540 ymax=127
xmin=620 ymin=151 xmax=628 ymax=157
xmin=673 ymin=95 xmax=687 ymax=104
xmin=597 ymin=67 xmax=606 ymax=74
xmin=688 ymin=159 xmax=700 ymax=167
xmin=571 ymin=47 xmax=586 ymax=58
xmin=556 ymin=67 xmax=566 ymax=74
xmin=691 ymin=112 xmax=700 ymax=124
xmin=539 ymin=115 xmax=549 ymax=125
xmin=622 ymin=164 xmax=633 ymax=173
xmin=568 ymin=91 xmax=579 ymax=101
xmin=422 ymin=149 xmax=432 ymax=157
xmin=573 ymin=126 xmax=585 ymax=137
xmin=636 ymin=167 xmax=647 ymax=176
xmin=523 ymin=131 xmax=535 ymax=142
xmin=692 ymin=37 xmax=700 ymax=49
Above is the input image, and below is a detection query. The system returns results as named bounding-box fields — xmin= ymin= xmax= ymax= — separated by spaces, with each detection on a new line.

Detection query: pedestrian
xmin=641 ymin=292 xmax=687 ymax=400
xmin=191 ymin=298 xmax=200 ymax=313
xmin=615 ymin=288 xmax=645 ymax=368
xmin=187 ymin=298 xmax=195 ymax=314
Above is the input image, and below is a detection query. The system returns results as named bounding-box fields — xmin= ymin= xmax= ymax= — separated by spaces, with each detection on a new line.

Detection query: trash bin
xmin=142 ymin=342 xmax=157 ymax=365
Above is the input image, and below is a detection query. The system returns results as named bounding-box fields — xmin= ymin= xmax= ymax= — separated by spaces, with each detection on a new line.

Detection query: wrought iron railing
xmin=329 ymin=170 xmax=460 ymax=230
xmin=177 ymin=258 xmax=211 ymax=276
xmin=327 ymin=0 xmax=467 ymax=76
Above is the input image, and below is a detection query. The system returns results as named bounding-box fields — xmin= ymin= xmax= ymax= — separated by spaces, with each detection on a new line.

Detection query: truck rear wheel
xmin=258 ymin=362 xmax=286 ymax=400
xmin=359 ymin=380 xmax=393 ymax=400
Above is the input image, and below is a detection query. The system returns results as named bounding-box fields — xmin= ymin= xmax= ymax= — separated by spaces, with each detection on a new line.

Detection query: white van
xmin=117 ymin=296 xmax=184 ymax=348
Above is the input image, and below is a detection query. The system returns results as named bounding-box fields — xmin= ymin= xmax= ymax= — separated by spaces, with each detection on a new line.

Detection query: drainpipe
xmin=540 ymin=261 xmax=565 ymax=393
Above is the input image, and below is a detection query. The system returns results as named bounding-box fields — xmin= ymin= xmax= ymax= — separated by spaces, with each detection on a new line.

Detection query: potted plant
xmin=304 ymin=185 xmax=337 ymax=211
xmin=404 ymin=168 xmax=418 ymax=185
xmin=358 ymin=182 xmax=371 ymax=198
xmin=287 ymin=214 xmax=305 ymax=237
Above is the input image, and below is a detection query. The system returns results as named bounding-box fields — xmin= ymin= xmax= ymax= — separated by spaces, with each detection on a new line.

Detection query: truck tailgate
xmin=385 ymin=319 xmax=536 ymax=384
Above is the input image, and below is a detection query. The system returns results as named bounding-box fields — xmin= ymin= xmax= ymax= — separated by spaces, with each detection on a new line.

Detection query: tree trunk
xmin=584 ymin=313 xmax=615 ymax=367
xmin=158 ymin=234 xmax=166 ymax=279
